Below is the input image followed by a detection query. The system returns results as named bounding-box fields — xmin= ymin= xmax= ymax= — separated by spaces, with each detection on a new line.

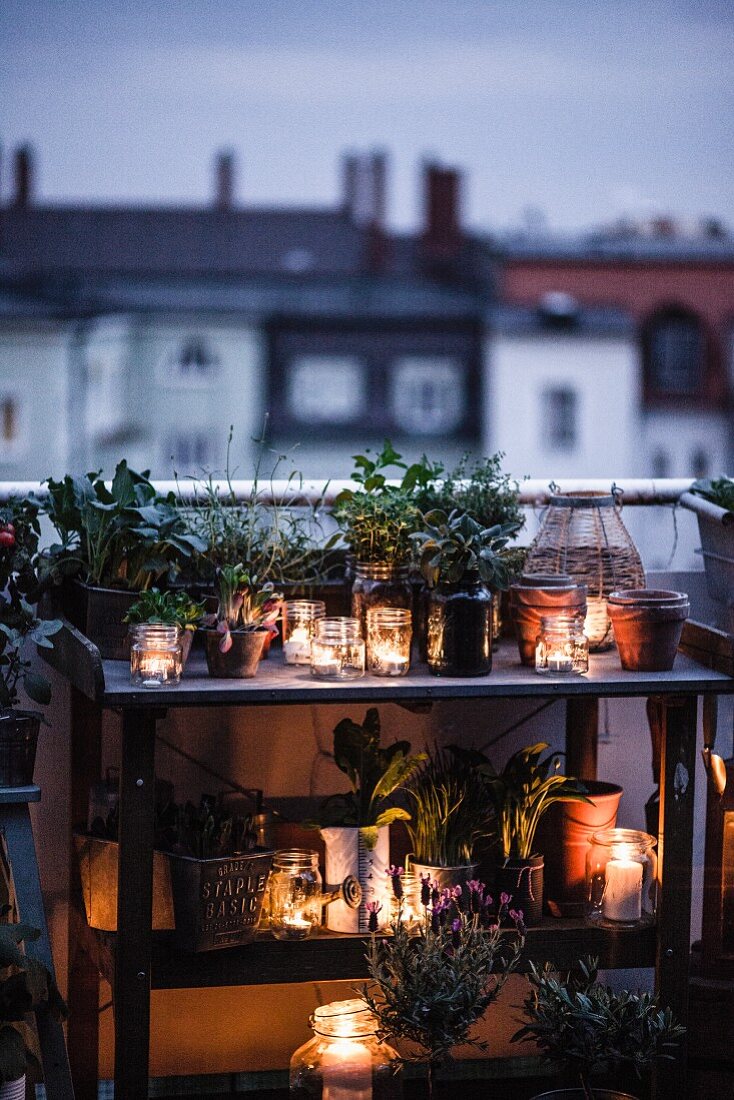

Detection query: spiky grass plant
xmin=364 ymin=870 xmax=525 ymax=1099
xmin=404 ymin=745 xmax=493 ymax=867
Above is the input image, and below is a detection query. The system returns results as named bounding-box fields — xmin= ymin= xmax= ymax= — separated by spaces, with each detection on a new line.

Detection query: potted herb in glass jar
xmin=512 ymin=956 xmax=684 ymax=1099
xmin=201 ymin=564 xmax=281 ymax=678
xmin=413 ymin=509 xmax=519 ymax=676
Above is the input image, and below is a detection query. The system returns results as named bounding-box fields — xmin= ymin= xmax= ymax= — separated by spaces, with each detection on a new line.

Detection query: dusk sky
xmin=2 ymin=0 xmax=732 ymax=231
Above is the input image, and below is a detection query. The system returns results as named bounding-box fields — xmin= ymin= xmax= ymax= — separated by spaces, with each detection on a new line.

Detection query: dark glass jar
xmin=426 ymin=574 xmax=493 ymax=677
xmin=351 ymin=562 xmax=412 ymax=636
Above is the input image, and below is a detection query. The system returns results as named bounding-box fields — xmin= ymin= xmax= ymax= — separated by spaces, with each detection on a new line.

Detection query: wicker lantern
xmin=524 ymin=489 xmax=644 ymax=650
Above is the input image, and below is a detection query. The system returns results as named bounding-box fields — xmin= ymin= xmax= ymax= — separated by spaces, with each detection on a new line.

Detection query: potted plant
xmin=404 ymin=744 xmax=493 ymax=891
xmin=312 ymin=708 xmax=425 ymax=932
xmin=334 ymin=442 xmax=436 ymax=632
xmin=201 ymin=564 xmax=282 ymax=678
xmin=124 ymin=587 xmax=205 ymax=665
xmin=364 ymin=868 xmax=525 ymax=1100
xmin=680 ymin=476 xmax=734 ymax=630
xmin=512 ymin=956 xmax=685 ymax=1099
xmin=0 ymin=497 xmax=61 ymax=787
xmin=40 ymin=461 xmax=206 ymax=658
xmin=478 ymin=743 xmax=590 ymax=925
xmin=0 ymin=917 xmax=68 ymax=1099
xmin=413 ymin=509 xmax=519 ymax=676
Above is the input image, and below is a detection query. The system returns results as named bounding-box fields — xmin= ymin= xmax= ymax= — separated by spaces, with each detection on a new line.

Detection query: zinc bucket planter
xmin=73 ymin=833 xmax=176 ymax=932
xmin=407 ymin=860 xmax=479 ymax=894
xmin=321 ymin=826 xmax=390 ymax=933
xmin=0 ymin=710 xmax=41 ymax=787
xmin=167 ymin=847 xmax=274 ymax=951
xmin=680 ymin=489 xmax=734 ymax=631
xmin=203 ymin=628 xmax=268 ymax=678
xmin=608 ymin=589 xmax=689 ymax=672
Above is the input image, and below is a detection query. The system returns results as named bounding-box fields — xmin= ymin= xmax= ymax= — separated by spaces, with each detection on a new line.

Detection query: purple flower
xmin=466 ymin=879 xmax=483 ymax=894
xmin=387 ymin=865 xmax=404 ymax=900
xmin=431 ymin=884 xmax=441 ymax=907
xmin=366 ymin=900 xmax=382 ymax=934
xmin=420 ymin=874 xmax=432 ymax=908
xmin=510 ymin=908 xmax=526 ymax=936
xmin=500 ymin=891 xmax=511 ymax=907
xmin=451 ymin=917 xmax=462 ymax=949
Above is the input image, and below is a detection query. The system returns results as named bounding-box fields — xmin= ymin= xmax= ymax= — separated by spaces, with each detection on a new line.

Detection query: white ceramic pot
xmin=321 ymin=826 xmax=390 ymax=933
xmin=0 ymin=1076 xmax=26 ymax=1100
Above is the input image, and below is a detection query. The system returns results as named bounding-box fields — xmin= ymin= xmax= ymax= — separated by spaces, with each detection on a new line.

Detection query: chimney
xmin=341 ymin=151 xmax=359 ymax=220
xmin=214 ymin=150 xmax=236 ymax=210
xmin=421 ymin=161 xmax=462 ymax=270
xmin=365 ymin=149 xmax=389 ymax=272
xmin=13 ymin=144 xmax=33 ymax=208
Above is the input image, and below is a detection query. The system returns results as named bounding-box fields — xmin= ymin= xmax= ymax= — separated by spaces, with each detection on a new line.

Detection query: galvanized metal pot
xmin=168 ymin=846 xmax=274 ymax=951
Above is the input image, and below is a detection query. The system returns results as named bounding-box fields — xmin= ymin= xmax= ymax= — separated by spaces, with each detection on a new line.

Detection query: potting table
xmin=42 ymin=620 xmax=734 ymax=1100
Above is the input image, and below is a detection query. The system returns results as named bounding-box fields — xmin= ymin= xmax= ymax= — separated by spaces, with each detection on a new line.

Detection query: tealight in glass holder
xmin=129 ymin=624 xmax=183 ymax=688
xmin=310 ymin=617 xmax=365 ymax=681
xmin=535 ymin=613 xmax=589 ymax=675
xmin=366 ymin=607 xmax=412 ymax=677
xmin=268 ymin=849 xmax=323 ymax=941
xmin=283 ymin=600 xmax=326 ymax=665
xmin=586 ymin=828 xmax=657 ymax=929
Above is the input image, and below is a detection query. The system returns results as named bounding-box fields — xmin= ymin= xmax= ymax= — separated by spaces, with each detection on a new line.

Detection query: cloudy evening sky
xmin=1 ymin=0 xmax=732 ymax=231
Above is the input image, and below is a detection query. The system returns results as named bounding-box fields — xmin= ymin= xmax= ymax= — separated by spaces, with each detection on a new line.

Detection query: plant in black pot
xmin=0 ymin=916 xmax=68 ymax=1098
xmin=413 ymin=509 xmax=519 ymax=676
xmin=478 ymin=743 xmax=590 ymax=925
xmin=512 ymin=956 xmax=684 ymax=1100
xmin=202 ymin=564 xmax=281 ymax=678
xmin=311 ymin=707 xmax=425 ymax=932
xmin=0 ymin=497 xmax=61 ymax=788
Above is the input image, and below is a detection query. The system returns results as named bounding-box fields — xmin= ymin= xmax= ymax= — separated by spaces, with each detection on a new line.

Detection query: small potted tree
xmin=413 ymin=509 xmax=518 ymax=676
xmin=479 ymin=743 xmax=590 ymax=925
xmin=404 ymin=744 xmax=493 ymax=892
xmin=312 ymin=708 xmax=425 ymax=932
xmin=364 ymin=868 xmax=525 ymax=1100
xmin=512 ymin=956 xmax=685 ymax=1099
xmin=201 ymin=564 xmax=281 ymax=678
xmin=124 ymin=587 xmax=205 ymax=666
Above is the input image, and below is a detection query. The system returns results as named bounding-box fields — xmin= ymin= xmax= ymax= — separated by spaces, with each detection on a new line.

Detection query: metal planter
xmin=167 ymin=847 xmax=274 ymax=951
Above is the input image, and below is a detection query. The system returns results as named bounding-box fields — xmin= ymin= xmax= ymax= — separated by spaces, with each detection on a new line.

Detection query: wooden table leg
xmin=654 ymin=693 xmax=697 ymax=1098
xmin=565 ymin=697 xmax=598 ymax=780
xmin=114 ymin=709 xmax=157 ymax=1100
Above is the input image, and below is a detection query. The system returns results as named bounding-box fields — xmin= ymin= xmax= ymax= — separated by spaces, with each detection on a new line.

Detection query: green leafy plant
xmin=413 ymin=509 xmax=520 ymax=589
xmin=364 ymin=870 xmax=525 ymax=1099
xmin=203 ymin=564 xmax=282 ymax=653
xmin=691 ymin=475 xmax=734 ymax=513
xmin=479 ymin=742 xmax=590 ymax=860
xmin=405 ymin=745 xmax=493 ymax=867
xmin=0 ymin=498 xmax=61 ymax=709
xmin=416 ymin=451 xmax=525 ymax=534
xmin=313 ymin=708 xmax=425 ymax=849
xmin=41 ymin=461 xmax=207 ymax=590
xmin=512 ymin=956 xmax=685 ymax=1100
xmin=333 ymin=441 xmax=437 ymax=564
xmin=177 ymin=424 xmax=338 ymax=587
xmin=0 ymin=916 xmax=68 ymax=1085
xmin=124 ymin=588 xmax=204 ymax=632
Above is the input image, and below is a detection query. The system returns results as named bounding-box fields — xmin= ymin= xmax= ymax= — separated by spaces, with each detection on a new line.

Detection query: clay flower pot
xmin=607 ymin=589 xmax=689 ymax=672
xmin=203 ymin=628 xmax=268 ymax=678
xmin=510 ymin=573 xmax=587 ymax=666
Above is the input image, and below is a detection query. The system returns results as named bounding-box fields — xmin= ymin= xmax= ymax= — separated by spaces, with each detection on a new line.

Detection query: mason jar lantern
xmin=310 ymin=618 xmax=365 ymax=681
xmin=129 ymin=624 xmax=183 ymax=688
xmin=586 ymin=828 xmax=657 ymax=928
xmin=283 ymin=600 xmax=326 ymax=666
xmin=366 ymin=606 xmax=412 ymax=676
xmin=268 ymin=849 xmax=323 ymax=941
xmin=535 ymin=613 xmax=589 ymax=675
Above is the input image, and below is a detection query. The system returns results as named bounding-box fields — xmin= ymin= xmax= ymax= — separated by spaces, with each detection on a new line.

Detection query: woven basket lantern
xmin=524 ymin=489 xmax=645 ymax=650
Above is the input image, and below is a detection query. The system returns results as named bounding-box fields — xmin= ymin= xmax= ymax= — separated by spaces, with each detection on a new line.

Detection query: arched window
xmin=644 ymin=308 xmax=704 ymax=396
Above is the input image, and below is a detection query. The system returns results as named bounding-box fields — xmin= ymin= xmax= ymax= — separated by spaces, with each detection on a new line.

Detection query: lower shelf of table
xmin=79 ymin=915 xmax=657 ymax=990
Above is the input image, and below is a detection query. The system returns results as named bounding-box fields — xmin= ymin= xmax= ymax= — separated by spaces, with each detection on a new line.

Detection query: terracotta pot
xmin=408 ymin=860 xmax=479 ymax=893
xmin=0 ymin=709 xmax=41 ymax=787
xmin=607 ymin=589 xmax=689 ymax=672
xmin=537 ymin=781 xmax=623 ymax=916
xmin=511 ymin=574 xmax=587 ymax=666
xmin=494 ymin=855 xmax=544 ymax=925
xmin=203 ymin=629 xmax=268 ymax=678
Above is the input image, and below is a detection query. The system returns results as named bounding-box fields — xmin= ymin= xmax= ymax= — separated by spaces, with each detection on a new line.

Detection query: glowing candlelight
xmin=602 ymin=845 xmax=643 ymax=922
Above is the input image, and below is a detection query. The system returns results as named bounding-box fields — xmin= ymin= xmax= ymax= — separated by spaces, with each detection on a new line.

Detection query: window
xmin=1 ymin=398 xmax=18 ymax=445
xmin=389 ymin=357 xmax=465 ymax=436
xmin=171 ymin=337 xmax=219 ymax=382
xmin=286 ymin=356 xmax=367 ymax=425
xmin=542 ymin=387 xmax=577 ymax=450
xmin=646 ymin=309 xmax=703 ymax=395
xmin=167 ymin=433 xmax=215 ymax=473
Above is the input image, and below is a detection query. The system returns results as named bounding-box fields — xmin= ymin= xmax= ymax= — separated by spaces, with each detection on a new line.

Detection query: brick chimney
xmin=214 ymin=150 xmax=236 ymax=210
xmin=13 ymin=144 xmax=33 ymax=208
xmin=341 ymin=149 xmax=389 ymax=272
xmin=421 ymin=160 xmax=462 ymax=271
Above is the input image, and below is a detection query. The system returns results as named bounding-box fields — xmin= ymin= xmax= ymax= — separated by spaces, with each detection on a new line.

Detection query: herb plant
xmin=405 ymin=745 xmax=493 ymax=867
xmin=204 ymin=564 xmax=282 ymax=653
xmin=365 ymin=870 xmax=525 ymax=1099
xmin=513 ymin=957 xmax=685 ymax=1100
xmin=691 ymin=475 xmax=734 ymax=513
xmin=416 ymin=451 xmax=525 ymax=534
xmin=124 ymin=588 xmax=204 ymax=632
xmin=314 ymin=708 xmax=425 ymax=849
xmin=479 ymin=742 xmax=590 ymax=861
xmin=413 ymin=510 xmax=520 ymax=589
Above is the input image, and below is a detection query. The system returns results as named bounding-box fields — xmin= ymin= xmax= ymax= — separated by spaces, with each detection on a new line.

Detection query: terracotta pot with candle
xmin=510 ymin=573 xmax=587 ymax=667
xmin=607 ymin=589 xmax=689 ymax=672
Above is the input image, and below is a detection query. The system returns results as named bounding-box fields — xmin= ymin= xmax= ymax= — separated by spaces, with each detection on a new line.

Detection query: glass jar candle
xmin=586 ymin=828 xmax=657 ymax=928
xmin=310 ymin=618 xmax=365 ymax=681
xmin=129 ymin=624 xmax=183 ymax=688
xmin=535 ymin=613 xmax=589 ymax=675
xmin=366 ymin=607 xmax=412 ymax=677
xmin=283 ymin=600 xmax=326 ymax=665
xmin=268 ymin=849 xmax=323 ymax=941
xmin=351 ymin=561 xmax=413 ymax=637
xmin=290 ymin=998 xmax=402 ymax=1100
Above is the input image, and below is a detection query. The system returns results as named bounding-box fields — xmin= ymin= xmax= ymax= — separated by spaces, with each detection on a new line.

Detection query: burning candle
xmin=366 ymin=607 xmax=412 ymax=677
xmin=283 ymin=600 xmax=325 ymax=665
xmin=311 ymin=618 xmax=365 ymax=681
xmin=322 ymin=1037 xmax=373 ymax=1100
xmin=547 ymin=649 xmax=573 ymax=673
xmin=129 ymin=625 xmax=183 ymax=688
xmin=602 ymin=849 xmax=643 ymax=922
xmin=283 ymin=626 xmax=312 ymax=665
